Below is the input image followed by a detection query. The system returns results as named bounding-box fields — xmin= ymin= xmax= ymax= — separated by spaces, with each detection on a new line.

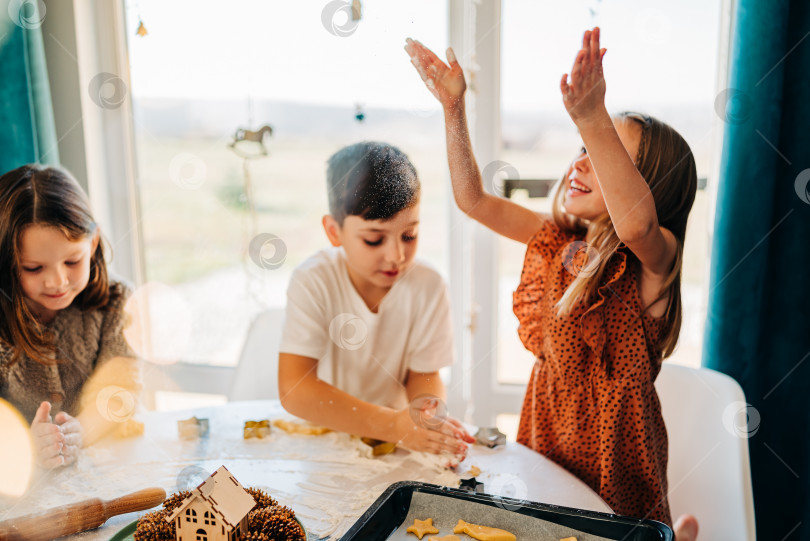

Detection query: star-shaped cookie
xmin=406 ymin=518 xmax=440 ymax=539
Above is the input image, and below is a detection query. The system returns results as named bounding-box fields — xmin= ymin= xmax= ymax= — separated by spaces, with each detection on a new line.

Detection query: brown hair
xmin=326 ymin=141 xmax=420 ymax=225
xmin=0 ymin=164 xmax=117 ymax=364
xmin=551 ymin=113 xmax=698 ymax=358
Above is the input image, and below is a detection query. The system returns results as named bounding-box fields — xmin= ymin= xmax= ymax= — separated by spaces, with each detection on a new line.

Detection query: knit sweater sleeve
xmin=76 ymin=281 xmax=142 ymax=424
xmin=96 ymin=282 xmax=136 ymax=364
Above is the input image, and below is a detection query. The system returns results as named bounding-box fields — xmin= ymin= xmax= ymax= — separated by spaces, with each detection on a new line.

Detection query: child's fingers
xmin=61 ymin=443 xmax=80 ymax=462
xmin=407 ymin=38 xmax=444 ymax=69
xmin=570 ymin=50 xmax=585 ymax=88
xmin=430 ymin=432 xmax=467 ymax=455
xmin=36 ymin=438 xmax=64 ymax=466
xmin=443 ymin=417 xmax=475 ymax=442
xmin=40 ymin=454 xmax=65 ymax=469
xmin=446 ymin=47 xmax=458 ymax=68
xmin=32 ymin=401 xmax=52 ymax=425
xmin=31 ymin=420 xmax=62 ymax=441
xmin=590 ymin=27 xmax=600 ymax=66
xmin=560 ymin=73 xmax=570 ymax=97
xmin=34 ymin=436 xmax=64 ymax=463
xmin=410 ymin=56 xmax=431 ymax=83
xmin=60 ymin=419 xmax=82 ymax=437
xmin=62 ymin=432 xmax=82 ymax=448
xmin=600 ymin=48 xmax=607 ymax=61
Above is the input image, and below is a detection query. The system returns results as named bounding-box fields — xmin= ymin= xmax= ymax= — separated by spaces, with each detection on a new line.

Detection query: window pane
xmin=499 ymin=0 xmax=722 ymax=383
xmin=124 ymin=1 xmax=449 ymax=366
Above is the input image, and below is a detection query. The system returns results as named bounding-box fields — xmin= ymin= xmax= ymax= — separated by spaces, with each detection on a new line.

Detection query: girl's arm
xmin=278 ymin=353 xmax=468 ymax=455
xmin=405 ymin=39 xmax=548 ymax=245
xmin=561 ymin=28 xmax=677 ymax=275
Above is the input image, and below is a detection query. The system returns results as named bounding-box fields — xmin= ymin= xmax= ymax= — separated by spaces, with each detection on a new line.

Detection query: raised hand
xmin=560 ymin=27 xmax=608 ymax=126
xmin=404 ymin=38 xmax=466 ymax=107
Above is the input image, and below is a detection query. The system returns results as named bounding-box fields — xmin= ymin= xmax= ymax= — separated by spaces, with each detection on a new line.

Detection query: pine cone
xmin=134 ymin=487 xmax=304 ymax=541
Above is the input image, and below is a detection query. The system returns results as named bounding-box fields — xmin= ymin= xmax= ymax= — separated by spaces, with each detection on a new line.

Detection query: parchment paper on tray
xmin=385 ymin=492 xmax=613 ymax=541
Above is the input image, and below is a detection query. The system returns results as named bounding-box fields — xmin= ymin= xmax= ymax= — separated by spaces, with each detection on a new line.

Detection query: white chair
xmin=655 ymin=363 xmax=756 ymax=541
xmin=228 ymin=309 xmax=285 ymax=401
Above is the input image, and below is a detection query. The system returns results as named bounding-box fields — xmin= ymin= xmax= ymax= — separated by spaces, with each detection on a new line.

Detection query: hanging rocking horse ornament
xmin=228 ymin=125 xmax=273 ymax=159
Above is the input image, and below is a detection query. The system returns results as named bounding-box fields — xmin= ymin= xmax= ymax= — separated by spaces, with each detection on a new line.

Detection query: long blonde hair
xmin=552 ymin=112 xmax=697 ymax=358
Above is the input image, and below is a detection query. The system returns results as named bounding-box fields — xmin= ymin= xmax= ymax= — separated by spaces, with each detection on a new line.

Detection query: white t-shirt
xmin=279 ymin=247 xmax=454 ymax=409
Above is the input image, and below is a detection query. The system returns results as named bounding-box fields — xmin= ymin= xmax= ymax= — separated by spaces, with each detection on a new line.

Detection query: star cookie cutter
xmin=474 ymin=427 xmax=506 ymax=448
xmin=459 ymin=477 xmax=485 ymax=493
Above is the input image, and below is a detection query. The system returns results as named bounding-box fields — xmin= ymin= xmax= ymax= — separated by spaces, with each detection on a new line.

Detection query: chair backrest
xmin=228 ymin=309 xmax=285 ymax=401
xmin=655 ymin=363 xmax=756 ymax=541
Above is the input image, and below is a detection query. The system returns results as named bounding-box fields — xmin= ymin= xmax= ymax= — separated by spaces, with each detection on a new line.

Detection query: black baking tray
xmin=339 ymin=481 xmax=673 ymax=540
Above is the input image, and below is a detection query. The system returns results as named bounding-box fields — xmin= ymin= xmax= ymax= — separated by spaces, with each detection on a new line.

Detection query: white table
xmin=0 ymin=401 xmax=610 ymax=540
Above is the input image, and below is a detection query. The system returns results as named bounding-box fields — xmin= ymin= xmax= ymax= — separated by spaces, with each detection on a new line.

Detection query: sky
xmin=124 ymin=0 xmax=723 ymax=113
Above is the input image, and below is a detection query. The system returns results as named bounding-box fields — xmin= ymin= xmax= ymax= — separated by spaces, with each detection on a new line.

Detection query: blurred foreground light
xmin=124 ymin=282 xmax=192 ymax=365
xmin=0 ymin=399 xmax=33 ymax=496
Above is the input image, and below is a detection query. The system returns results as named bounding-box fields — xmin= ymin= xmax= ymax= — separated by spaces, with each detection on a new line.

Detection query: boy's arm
xmin=404 ymin=370 xmax=445 ymax=402
xmin=278 ymin=353 xmax=467 ymax=454
xmin=278 ymin=352 xmax=399 ymax=439
xmin=405 ymin=39 xmax=547 ymax=245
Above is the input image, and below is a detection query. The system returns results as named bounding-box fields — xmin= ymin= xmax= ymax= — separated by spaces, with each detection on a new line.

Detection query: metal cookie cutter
xmin=243 ymin=419 xmax=271 ymax=439
xmin=474 ymin=427 xmax=506 ymax=448
xmin=459 ymin=477 xmax=485 ymax=493
xmin=361 ymin=437 xmax=397 ymax=456
xmin=177 ymin=416 xmax=210 ymax=440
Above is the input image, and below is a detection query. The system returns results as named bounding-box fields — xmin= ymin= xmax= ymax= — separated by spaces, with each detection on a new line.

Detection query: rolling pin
xmin=0 ymin=487 xmax=166 ymax=541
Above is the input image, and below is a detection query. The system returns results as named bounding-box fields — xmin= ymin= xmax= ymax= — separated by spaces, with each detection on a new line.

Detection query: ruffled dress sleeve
xmin=512 ymin=219 xmax=575 ymax=357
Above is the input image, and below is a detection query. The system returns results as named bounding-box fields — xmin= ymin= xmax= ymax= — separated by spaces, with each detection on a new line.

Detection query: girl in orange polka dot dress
xmin=406 ymin=28 xmax=699 ymax=540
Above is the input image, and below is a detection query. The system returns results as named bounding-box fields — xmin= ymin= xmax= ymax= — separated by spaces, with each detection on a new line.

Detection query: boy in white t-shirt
xmin=279 ymin=141 xmax=473 ymax=457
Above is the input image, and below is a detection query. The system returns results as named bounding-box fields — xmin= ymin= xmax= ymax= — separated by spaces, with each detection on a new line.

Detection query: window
xmin=122 ymin=1 xmax=451 ymax=398
xmin=185 ymin=508 xmax=197 ymax=523
xmin=195 ymin=528 xmax=207 ymax=541
xmin=204 ymin=511 xmax=215 ymax=526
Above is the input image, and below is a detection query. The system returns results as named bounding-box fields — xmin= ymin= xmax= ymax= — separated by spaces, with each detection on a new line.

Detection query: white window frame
xmin=446 ymin=0 xmax=524 ymax=427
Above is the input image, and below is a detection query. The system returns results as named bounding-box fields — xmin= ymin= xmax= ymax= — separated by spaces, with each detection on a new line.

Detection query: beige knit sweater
xmin=0 ymin=281 xmax=139 ymax=424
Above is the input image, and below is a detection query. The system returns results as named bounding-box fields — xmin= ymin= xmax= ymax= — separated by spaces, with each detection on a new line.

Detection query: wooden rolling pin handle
xmin=0 ymin=487 xmax=166 ymax=541
xmin=103 ymin=487 xmax=167 ymax=518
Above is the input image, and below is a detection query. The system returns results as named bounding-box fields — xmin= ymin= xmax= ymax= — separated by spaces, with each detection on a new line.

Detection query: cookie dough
xmin=406 ymin=518 xmax=440 ymax=539
xmin=273 ymin=419 xmax=331 ymax=435
xmin=428 ymin=536 xmax=460 ymax=541
xmin=115 ymin=418 xmax=144 ymax=438
xmin=453 ymin=519 xmax=516 ymax=541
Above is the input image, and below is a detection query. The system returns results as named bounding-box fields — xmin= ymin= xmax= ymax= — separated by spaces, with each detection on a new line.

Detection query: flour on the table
xmin=0 ymin=419 xmax=463 ymax=541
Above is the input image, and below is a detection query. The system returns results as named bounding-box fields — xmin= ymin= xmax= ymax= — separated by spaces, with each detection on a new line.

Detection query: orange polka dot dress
xmin=513 ymin=219 xmax=671 ymax=526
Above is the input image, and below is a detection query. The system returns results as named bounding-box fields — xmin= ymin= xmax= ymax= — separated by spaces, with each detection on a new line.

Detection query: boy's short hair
xmin=326 ymin=141 xmax=420 ymax=225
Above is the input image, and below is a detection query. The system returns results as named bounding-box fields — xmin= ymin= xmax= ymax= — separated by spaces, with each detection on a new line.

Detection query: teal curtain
xmin=704 ymin=0 xmax=810 ymax=537
xmin=0 ymin=1 xmax=59 ymax=172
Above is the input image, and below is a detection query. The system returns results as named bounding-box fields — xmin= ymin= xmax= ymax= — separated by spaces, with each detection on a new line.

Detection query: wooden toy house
xmin=167 ymin=466 xmax=255 ymax=541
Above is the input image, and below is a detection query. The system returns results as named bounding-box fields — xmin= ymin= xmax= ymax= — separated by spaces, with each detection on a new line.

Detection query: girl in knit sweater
xmin=0 ymin=164 xmax=139 ymax=468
